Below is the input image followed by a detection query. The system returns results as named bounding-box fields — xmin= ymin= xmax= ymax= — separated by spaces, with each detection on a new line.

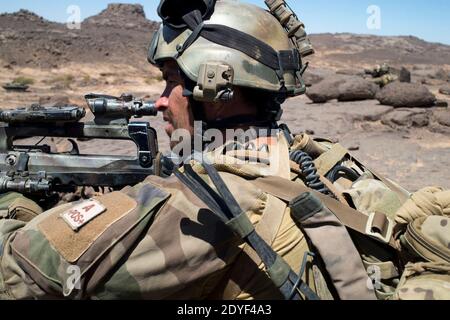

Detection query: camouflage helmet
xmin=380 ymin=63 xmax=390 ymax=72
xmin=374 ymin=63 xmax=390 ymax=75
xmin=148 ymin=0 xmax=309 ymax=103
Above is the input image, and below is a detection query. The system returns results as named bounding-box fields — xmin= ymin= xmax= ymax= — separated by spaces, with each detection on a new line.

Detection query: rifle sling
xmin=174 ymin=164 xmax=319 ymax=300
xmin=251 ymin=176 xmax=399 ymax=250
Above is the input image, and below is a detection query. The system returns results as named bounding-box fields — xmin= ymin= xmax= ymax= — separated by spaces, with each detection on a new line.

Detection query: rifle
xmin=0 ymin=93 xmax=169 ymax=197
xmin=364 ymin=68 xmax=376 ymax=77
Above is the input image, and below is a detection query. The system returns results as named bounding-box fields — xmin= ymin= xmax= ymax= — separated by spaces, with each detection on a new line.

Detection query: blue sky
xmin=1 ymin=0 xmax=449 ymax=44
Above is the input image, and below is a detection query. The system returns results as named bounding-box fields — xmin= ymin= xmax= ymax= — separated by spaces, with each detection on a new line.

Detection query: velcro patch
xmin=39 ymin=192 xmax=137 ymax=263
xmin=61 ymin=199 xmax=106 ymax=231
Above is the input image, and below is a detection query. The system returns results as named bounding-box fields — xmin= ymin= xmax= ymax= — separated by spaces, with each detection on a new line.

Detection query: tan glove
xmin=395 ymin=187 xmax=450 ymax=224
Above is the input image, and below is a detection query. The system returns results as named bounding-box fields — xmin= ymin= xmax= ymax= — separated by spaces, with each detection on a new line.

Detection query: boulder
xmin=432 ymin=69 xmax=449 ymax=81
xmin=410 ymin=113 xmax=430 ymax=127
xmin=435 ymin=100 xmax=449 ymax=108
xmin=439 ymin=86 xmax=450 ymax=96
xmin=302 ymin=70 xmax=324 ymax=87
xmin=306 ymin=77 xmax=344 ymax=103
xmin=399 ymin=67 xmax=411 ymax=83
xmin=337 ymin=78 xmax=379 ymax=102
xmin=376 ymin=82 xmax=436 ymax=108
xmin=434 ymin=110 xmax=450 ymax=127
xmin=381 ymin=109 xmax=430 ymax=128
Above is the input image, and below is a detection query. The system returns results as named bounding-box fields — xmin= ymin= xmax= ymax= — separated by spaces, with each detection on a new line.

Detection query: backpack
xmin=287 ymin=133 xmax=450 ymax=300
xmin=392 ymin=209 xmax=450 ymax=300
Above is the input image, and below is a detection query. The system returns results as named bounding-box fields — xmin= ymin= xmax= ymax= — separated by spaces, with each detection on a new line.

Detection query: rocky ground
xmin=1 ymin=4 xmax=449 ymax=192
xmin=281 ymin=96 xmax=450 ymax=192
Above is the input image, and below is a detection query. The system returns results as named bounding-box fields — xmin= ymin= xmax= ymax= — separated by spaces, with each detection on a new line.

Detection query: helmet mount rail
xmin=264 ymin=0 xmax=315 ymax=58
xmin=193 ymin=62 xmax=234 ymax=102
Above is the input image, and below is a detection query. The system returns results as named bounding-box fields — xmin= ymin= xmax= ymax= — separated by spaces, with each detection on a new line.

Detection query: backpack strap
xmin=313 ymin=143 xmax=411 ymax=204
xmin=289 ymin=192 xmax=377 ymax=300
xmin=251 ymin=176 xmax=399 ymax=250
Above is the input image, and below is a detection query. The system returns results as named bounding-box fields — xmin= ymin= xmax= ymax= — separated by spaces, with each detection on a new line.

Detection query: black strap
xmin=278 ymin=50 xmax=301 ymax=71
xmin=175 ymin=162 xmax=319 ymax=300
xmin=202 ymin=162 xmax=319 ymax=300
xmin=177 ymin=10 xmax=301 ymax=73
xmin=176 ymin=11 xmax=205 ymax=57
xmin=173 ymin=167 xmax=228 ymax=222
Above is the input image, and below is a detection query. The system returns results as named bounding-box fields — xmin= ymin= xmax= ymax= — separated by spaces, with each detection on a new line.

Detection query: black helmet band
xmin=157 ymin=0 xmax=216 ymax=29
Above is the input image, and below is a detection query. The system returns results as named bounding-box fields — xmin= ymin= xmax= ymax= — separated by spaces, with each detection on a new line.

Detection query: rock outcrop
xmin=376 ymin=82 xmax=436 ymax=108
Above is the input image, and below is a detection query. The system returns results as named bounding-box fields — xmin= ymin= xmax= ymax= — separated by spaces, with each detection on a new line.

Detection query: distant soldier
xmin=364 ymin=63 xmax=398 ymax=87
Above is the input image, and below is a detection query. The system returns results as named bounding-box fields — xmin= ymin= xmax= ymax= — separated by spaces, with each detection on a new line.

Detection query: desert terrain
xmin=1 ymin=4 xmax=449 ymax=192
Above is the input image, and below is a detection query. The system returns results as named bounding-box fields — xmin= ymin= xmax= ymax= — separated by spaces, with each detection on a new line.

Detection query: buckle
xmin=365 ymin=212 xmax=394 ymax=244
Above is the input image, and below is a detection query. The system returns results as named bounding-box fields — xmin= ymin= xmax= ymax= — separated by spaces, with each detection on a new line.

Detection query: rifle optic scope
xmin=85 ymin=94 xmax=158 ymax=118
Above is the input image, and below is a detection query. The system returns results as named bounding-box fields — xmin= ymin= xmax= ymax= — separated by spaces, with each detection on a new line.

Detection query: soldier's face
xmin=156 ymin=60 xmax=195 ymax=139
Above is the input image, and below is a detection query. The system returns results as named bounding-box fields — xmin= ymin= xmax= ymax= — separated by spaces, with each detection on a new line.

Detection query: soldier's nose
xmin=155 ymin=96 xmax=169 ymax=112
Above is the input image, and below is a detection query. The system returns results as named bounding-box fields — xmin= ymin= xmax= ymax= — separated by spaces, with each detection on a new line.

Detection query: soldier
xmin=364 ymin=63 xmax=398 ymax=87
xmin=0 ymin=0 xmax=449 ymax=300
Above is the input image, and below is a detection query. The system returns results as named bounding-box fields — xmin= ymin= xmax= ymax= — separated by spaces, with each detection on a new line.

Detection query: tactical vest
xmin=260 ymin=133 xmax=450 ymax=300
xmin=1 ymin=132 xmax=448 ymax=300
xmin=196 ymin=132 xmax=450 ymax=300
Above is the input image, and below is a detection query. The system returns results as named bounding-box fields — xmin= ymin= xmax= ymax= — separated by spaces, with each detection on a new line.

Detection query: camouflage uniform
xmin=1 ymin=0 xmax=449 ymax=300
xmin=0 ymin=0 xmax=328 ymax=300
xmin=372 ymin=74 xmax=397 ymax=87
xmin=1 ymin=131 xmax=450 ymax=300
xmin=0 ymin=193 xmax=43 ymax=222
xmin=0 ymin=132 xmax=324 ymax=300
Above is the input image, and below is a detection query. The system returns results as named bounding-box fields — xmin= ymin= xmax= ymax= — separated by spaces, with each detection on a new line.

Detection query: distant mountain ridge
xmin=0 ymin=4 xmax=160 ymax=68
xmin=83 ymin=3 xmax=154 ymax=30
xmin=309 ymin=33 xmax=450 ymax=67
xmin=0 ymin=4 xmax=449 ymax=69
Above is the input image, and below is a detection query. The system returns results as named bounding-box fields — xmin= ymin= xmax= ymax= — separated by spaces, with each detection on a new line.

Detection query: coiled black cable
xmin=327 ymin=165 xmax=360 ymax=184
xmin=290 ymin=150 xmax=331 ymax=196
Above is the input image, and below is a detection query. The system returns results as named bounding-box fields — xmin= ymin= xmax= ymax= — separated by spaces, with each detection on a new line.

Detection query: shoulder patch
xmin=61 ymin=199 xmax=107 ymax=231
xmin=39 ymin=192 xmax=137 ymax=263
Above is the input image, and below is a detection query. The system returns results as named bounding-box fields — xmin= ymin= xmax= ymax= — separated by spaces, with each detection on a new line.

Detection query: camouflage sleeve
xmin=0 ymin=219 xmax=30 ymax=299
xmin=0 ymin=192 xmax=43 ymax=222
xmin=0 ymin=175 xmax=244 ymax=300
